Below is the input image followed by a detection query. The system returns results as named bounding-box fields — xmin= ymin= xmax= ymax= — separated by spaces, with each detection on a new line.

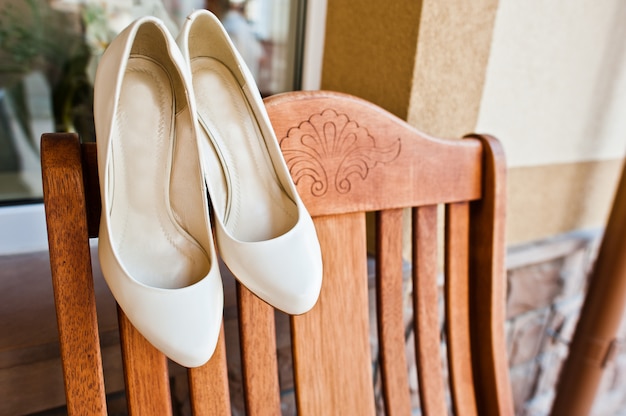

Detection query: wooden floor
xmin=0 ymin=246 xmax=243 ymax=416
xmin=0 ymin=247 xmax=198 ymax=415
xmin=0 ymin=246 xmax=123 ymax=415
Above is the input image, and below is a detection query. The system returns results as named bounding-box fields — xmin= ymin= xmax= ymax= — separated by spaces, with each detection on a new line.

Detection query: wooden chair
xmin=41 ymin=90 xmax=513 ymax=415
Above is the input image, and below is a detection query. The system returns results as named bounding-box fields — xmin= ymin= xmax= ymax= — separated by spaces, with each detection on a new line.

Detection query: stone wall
xmin=506 ymin=230 xmax=626 ymax=416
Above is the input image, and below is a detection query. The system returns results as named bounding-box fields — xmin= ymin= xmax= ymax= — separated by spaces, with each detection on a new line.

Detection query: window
xmin=1 ymin=0 xmax=320 ymax=255
xmin=0 ymin=0 xmax=307 ymax=206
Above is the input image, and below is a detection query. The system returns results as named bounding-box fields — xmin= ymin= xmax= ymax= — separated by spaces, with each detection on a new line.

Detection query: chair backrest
xmin=41 ymin=90 xmax=513 ymax=415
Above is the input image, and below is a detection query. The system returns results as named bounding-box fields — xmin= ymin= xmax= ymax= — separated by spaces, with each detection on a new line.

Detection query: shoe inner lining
xmin=110 ymin=56 xmax=209 ymax=289
xmin=192 ymin=56 xmax=298 ymax=242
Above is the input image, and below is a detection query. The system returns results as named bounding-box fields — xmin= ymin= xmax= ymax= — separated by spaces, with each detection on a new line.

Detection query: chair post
xmin=466 ymin=134 xmax=514 ymax=416
xmin=551 ymin=162 xmax=626 ymax=415
xmin=41 ymin=133 xmax=108 ymax=415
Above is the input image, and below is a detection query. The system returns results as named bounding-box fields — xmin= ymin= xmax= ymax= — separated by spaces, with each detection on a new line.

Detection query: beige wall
xmin=321 ymin=0 xmax=626 ymax=246
xmin=476 ymin=0 xmax=626 ymax=244
xmin=477 ymin=0 xmax=626 ymax=168
xmin=407 ymin=0 xmax=499 ymax=138
xmin=507 ymin=160 xmax=623 ymax=244
xmin=321 ymin=0 xmax=422 ymax=119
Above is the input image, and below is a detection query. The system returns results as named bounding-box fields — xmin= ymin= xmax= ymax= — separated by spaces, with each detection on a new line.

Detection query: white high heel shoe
xmin=178 ymin=10 xmax=322 ymax=315
xmin=94 ymin=16 xmax=223 ymax=367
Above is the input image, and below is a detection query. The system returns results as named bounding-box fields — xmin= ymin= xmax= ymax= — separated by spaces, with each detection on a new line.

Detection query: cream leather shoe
xmin=178 ymin=10 xmax=322 ymax=315
xmin=94 ymin=16 xmax=223 ymax=367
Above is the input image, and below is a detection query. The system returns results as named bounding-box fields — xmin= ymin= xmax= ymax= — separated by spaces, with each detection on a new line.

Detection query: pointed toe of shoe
xmin=216 ymin=212 xmax=322 ymax=315
xmin=131 ymin=273 xmax=223 ymax=368
xmin=137 ymin=278 xmax=223 ymax=368
xmin=99 ymin=235 xmax=224 ymax=368
xmin=132 ymin=289 xmax=223 ymax=368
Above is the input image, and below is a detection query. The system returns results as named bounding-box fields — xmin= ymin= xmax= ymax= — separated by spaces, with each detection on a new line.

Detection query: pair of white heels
xmin=94 ymin=10 xmax=322 ymax=368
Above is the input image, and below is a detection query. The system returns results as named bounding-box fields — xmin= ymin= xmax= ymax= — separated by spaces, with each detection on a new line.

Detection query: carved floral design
xmin=280 ymin=109 xmax=401 ymax=196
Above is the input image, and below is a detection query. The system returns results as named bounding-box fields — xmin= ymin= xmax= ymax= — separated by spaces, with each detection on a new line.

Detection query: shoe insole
xmin=191 ymin=56 xmax=297 ymax=242
xmin=110 ymin=56 xmax=208 ymax=289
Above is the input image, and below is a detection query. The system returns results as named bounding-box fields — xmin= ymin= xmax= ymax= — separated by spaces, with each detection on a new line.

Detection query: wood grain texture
xmin=188 ymin=325 xmax=231 ymax=415
xmin=412 ymin=205 xmax=447 ymax=415
xmin=375 ymin=209 xmax=412 ymax=415
xmin=237 ymin=284 xmax=282 ymax=415
xmin=41 ymin=133 xmax=107 ymax=416
xmin=445 ymin=202 xmax=478 ymax=415
xmin=466 ymin=134 xmax=513 ymax=415
xmin=118 ymin=307 xmax=172 ymax=416
xmin=265 ymin=90 xmax=483 ymax=216
xmin=291 ymin=213 xmax=376 ymax=416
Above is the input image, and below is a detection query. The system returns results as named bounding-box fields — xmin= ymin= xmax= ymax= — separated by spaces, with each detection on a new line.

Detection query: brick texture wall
xmin=506 ymin=231 xmax=626 ymax=415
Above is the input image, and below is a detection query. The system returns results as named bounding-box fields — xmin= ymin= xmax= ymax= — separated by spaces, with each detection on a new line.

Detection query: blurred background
xmin=0 ymin=0 xmax=305 ymax=205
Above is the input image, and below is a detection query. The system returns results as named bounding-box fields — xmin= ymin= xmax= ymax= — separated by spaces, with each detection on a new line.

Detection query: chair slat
xmin=412 ymin=205 xmax=447 ymax=415
xmin=188 ymin=325 xmax=231 ymax=415
xmin=41 ymin=133 xmax=108 ymax=416
xmin=445 ymin=202 xmax=478 ymax=415
xmin=118 ymin=308 xmax=173 ymax=416
xmin=291 ymin=213 xmax=375 ymax=416
xmin=237 ymin=284 xmax=282 ymax=415
xmin=375 ymin=209 xmax=412 ymax=415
